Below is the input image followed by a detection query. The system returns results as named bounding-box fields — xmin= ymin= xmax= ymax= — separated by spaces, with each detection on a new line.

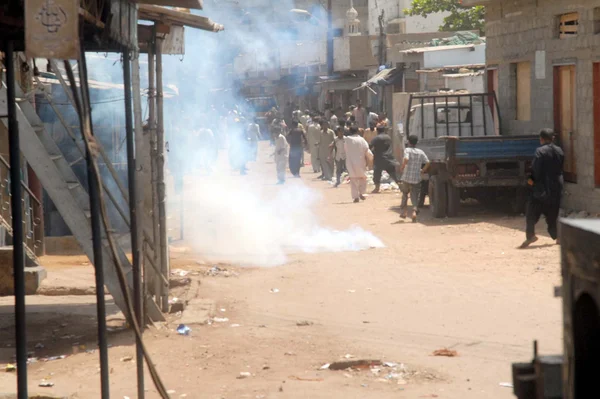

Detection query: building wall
xmin=444 ymin=74 xmax=485 ymax=92
xmin=485 ymin=0 xmax=600 ymax=212
xmin=422 ymin=44 xmax=486 ymax=68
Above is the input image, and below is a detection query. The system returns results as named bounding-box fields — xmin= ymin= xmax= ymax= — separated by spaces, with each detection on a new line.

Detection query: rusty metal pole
xmin=148 ymin=35 xmax=161 ymax=302
xmin=5 ymin=39 xmax=28 ymax=399
xmin=155 ymin=31 xmax=170 ymax=312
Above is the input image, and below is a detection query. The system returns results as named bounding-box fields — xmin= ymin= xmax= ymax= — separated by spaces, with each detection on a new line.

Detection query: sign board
xmin=25 ymin=0 xmax=80 ymax=59
xmin=535 ymin=50 xmax=546 ymax=80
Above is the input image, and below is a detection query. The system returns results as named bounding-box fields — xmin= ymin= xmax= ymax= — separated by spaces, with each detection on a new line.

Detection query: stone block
xmin=0 ymin=247 xmax=46 ymax=296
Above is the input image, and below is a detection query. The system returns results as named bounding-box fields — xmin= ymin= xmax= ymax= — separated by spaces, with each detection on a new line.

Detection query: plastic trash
xmin=270 ymin=288 xmax=280 ymax=293
xmin=237 ymin=371 xmax=252 ymax=379
xmin=177 ymin=324 xmax=191 ymax=336
xmin=213 ymin=317 xmax=229 ymax=323
xmin=39 ymin=381 xmax=54 ymax=387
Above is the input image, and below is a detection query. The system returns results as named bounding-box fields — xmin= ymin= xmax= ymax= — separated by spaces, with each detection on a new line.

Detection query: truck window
xmin=436 ymin=106 xmax=472 ymax=124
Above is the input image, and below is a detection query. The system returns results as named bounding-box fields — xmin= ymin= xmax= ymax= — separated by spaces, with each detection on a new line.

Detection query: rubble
xmin=205 ymin=265 xmax=238 ymax=277
xmin=432 ymin=348 xmax=458 ymax=357
xmin=328 ymin=359 xmax=382 ymax=371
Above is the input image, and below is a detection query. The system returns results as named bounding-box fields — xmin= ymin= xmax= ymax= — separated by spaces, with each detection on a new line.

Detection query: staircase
xmin=0 ymin=74 xmax=163 ymax=321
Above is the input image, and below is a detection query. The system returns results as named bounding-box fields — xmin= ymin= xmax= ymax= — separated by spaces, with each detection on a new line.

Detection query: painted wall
xmin=422 ymin=44 xmax=486 ymax=68
xmin=444 ymin=74 xmax=485 ymax=92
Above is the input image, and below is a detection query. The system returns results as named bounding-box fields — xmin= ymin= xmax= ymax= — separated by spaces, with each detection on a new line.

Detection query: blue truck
xmin=398 ymin=91 xmax=540 ymax=218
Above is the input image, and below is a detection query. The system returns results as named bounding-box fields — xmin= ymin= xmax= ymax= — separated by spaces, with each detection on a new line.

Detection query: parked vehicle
xmin=395 ymin=91 xmax=540 ymax=218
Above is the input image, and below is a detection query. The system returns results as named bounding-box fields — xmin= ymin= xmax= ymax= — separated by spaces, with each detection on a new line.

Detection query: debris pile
xmin=320 ymin=356 xmax=436 ymax=385
xmin=205 ymin=265 xmax=239 ymax=278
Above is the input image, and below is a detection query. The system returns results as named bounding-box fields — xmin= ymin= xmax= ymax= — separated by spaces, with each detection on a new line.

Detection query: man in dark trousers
xmin=370 ymin=126 xmax=399 ymax=193
xmin=287 ymin=120 xmax=307 ymax=177
xmin=520 ymin=128 xmax=564 ymax=249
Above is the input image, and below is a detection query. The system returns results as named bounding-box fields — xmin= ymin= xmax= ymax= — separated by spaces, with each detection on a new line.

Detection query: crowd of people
xmin=267 ymin=102 xmax=429 ymax=221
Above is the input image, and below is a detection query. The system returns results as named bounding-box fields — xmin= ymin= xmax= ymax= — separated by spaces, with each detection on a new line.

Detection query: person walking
xmin=274 ymin=129 xmax=290 ymax=184
xmin=329 ymin=126 xmax=347 ymax=188
xmin=353 ymin=99 xmax=367 ymax=129
xmin=520 ymin=128 xmax=564 ymax=249
xmin=287 ymin=120 xmax=307 ymax=177
xmin=363 ymin=120 xmax=378 ymax=145
xmin=370 ymin=126 xmax=399 ymax=193
xmin=318 ymin=120 xmax=335 ymax=181
xmin=344 ymin=125 xmax=372 ymax=203
xmin=399 ymin=135 xmax=430 ymax=222
xmin=246 ymin=118 xmax=261 ymax=161
xmin=307 ymin=117 xmax=322 ymax=174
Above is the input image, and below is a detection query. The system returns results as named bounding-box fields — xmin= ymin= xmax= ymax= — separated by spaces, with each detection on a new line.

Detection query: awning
xmin=135 ymin=0 xmax=203 ymax=10
xmin=353 ymin=68 xmax=402 ymax=92
xmin=138 ymin=5 xmax=224 ymax=32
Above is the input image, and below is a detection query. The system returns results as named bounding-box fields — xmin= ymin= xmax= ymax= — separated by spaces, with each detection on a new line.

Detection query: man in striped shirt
xmin=399 ymin=135 xmax=430 ymax=222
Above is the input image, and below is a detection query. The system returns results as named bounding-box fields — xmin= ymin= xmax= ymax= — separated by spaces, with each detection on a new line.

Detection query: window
xmin=558 ymin=12 xmax=579 ymax=38
xmin=436 ymin=106 xmax=472 ymax=124
xmin=594 ymin=8 xmax=600 ymax=34
xmin=515 ymin=62 xmax=531 ymax=121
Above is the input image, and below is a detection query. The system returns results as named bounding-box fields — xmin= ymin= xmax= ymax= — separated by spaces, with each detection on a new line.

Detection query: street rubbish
xmin=120 ymin=356 xmax=133 ymax=362
xmin=319 ymin=363 xmax=330 ymax=370
xmin=289 ymin=375 xmax=324 ymax=382
xmin=213 ymin=317 xmax=229 ymax=323
xmin=171 ymin=269 xmax=189 ymax=277
xmin=230 ymin=324 xmax=241 ymax=328
xmin=43 ymin=355 xmax=67 ymax=362
xmin=35 ymin=343 xmax=45 ymax=350
xmin=270 ymin=288 xmax=280 ymax=293
xmin=329 ymin=359 xmax=382 ymax=371
xmin=432 ymin=348 xmax=458 ymax=357
xmin=383 ymin=362 xmax=398 ymax=368
xmin=499 ymin=382 xmax=513 ymax=388
xmin=296 ymin=320 xmax=313 ymax=327
xmin=177 ymin=324 xmax=191 ymax=335
xmin=39 ymin=380 xmax=54 ymax=387
xmin=237 ymin=372 xmax=252 ymax=379
xmin=206 ymin=265 xmax=238 ymax=277
xmin=5 ymin=364 xmax=16 ymax=372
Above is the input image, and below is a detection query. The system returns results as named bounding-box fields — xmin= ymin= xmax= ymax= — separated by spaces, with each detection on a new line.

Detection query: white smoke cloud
xmin=182 ymin=174 xmax=384 ymax=267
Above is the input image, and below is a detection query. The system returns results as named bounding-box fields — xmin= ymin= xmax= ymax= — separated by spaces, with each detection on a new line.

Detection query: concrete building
xmin=465 ymin=0 xmax=600 ymax=213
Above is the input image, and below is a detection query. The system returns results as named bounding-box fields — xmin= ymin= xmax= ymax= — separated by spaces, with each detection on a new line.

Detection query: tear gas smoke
xmin=182 ymin=174 xmax=384 ymax=267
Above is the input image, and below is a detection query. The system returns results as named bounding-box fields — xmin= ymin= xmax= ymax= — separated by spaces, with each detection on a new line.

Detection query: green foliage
xmin=403 ymin=0 xmax=485 ymax=32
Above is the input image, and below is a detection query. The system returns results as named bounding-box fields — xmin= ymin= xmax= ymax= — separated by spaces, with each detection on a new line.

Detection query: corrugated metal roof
xmin=443 ymin=71 xmax=485 ymax=78
xmin=138 ymin=5 xmax=224 ymax=32
xmin=401 ymin=44 xmax=477 ymax=54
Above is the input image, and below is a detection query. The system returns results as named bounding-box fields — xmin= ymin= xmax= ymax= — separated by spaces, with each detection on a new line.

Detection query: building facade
xmin=467 ymin=0 xmax=600 ymax=213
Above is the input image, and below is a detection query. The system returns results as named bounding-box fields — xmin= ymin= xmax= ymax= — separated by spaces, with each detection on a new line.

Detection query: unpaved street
xmin=0 ymin=143 xmax=562 ymax=398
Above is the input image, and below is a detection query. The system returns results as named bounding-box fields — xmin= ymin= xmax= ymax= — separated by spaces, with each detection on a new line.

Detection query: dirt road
xmin=0 ymin=143 xmax=562 ymax=398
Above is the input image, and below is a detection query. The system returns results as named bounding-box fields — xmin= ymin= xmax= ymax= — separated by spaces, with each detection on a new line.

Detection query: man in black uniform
xmin=520 ymin=128 xmax=564 ymax=249
xmin=287 ymin=120 xmax=307 ymax=177
xmin=370 ymin=126 xmax=400 ymax=194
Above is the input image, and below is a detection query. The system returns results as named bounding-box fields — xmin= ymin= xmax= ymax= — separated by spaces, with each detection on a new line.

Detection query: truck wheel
xmin=447 ymin=182 xmax=460 ymax=217
xmin=428 ymin=176 xmax=447 ymax=218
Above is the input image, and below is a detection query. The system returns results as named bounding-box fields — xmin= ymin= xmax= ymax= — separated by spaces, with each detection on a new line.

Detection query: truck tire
xmin=428 ymin=175 xmax=447 ymax=218
xmin=446 ymin=182 xmax=460 ymax=217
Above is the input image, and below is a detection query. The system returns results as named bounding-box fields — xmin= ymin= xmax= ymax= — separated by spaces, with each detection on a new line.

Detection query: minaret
xmin=346 ymin=0 xmax=361 ymax=36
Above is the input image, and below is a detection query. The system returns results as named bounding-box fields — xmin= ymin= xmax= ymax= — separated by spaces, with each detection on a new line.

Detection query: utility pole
xmin=327 ymin=0 xmax=333 ymax=76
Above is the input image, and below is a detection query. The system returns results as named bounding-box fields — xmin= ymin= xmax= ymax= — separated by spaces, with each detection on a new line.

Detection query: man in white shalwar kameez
xmin=275 ymin=131 xmax=290 ymax=184
xmin=307 ymin=117 xmax=322 ymax=173
xmin=344 ymin=125 xmax=372 ymax=202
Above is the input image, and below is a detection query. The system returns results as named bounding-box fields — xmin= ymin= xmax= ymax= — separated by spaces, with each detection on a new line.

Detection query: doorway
xmin=487 ymin=68 xmax=499 ymax=135
xmin=554 ymin=65 xmax=577 ymax=182
xmin=573 ymin=293 xmax=600 ymax=398
xmin=593 ymin=63 xmax=600 ymax=187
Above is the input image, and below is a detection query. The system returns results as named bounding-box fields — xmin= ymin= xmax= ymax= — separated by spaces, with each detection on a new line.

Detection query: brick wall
xmin=486 ymin=0 xmax=600 ymax=212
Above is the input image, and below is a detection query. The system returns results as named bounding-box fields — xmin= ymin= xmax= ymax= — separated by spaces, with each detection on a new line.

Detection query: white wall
xmin=444 ymin=74 xmax=485 ymax=93
xmin=333 ymin=37 xmax=351 ymax=71
xmin=422 ymin=44 xmax=485 ymax=68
